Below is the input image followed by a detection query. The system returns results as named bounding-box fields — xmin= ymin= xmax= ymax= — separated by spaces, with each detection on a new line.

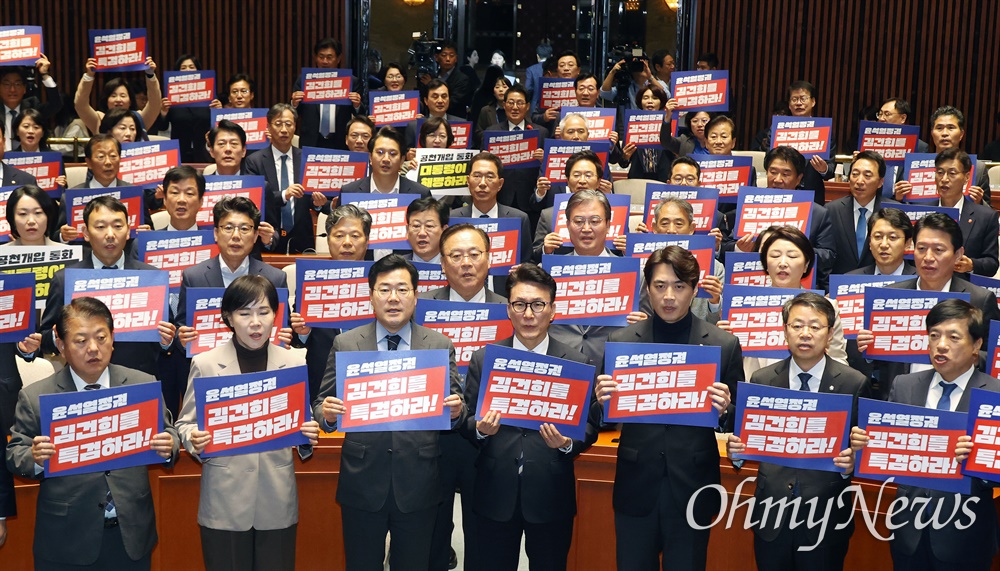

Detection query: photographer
xmin=599 ymin=47 xmax=654 ymax=111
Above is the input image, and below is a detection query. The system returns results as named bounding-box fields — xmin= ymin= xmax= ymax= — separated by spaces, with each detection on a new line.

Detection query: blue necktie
xmin=936 ymin=381 xmax=958 ymax=411
xmin=85 ymin=384 xmax=116 ymax=517
xmin=856 ymin=207 xmax=868 ymax=259
xmin=320 ymin=104 xmax=332 ymax=137
xmin=798 ymin=372 xmax=812 ymax=392
xmin=280 ymin=155 xmax=293 ymax=232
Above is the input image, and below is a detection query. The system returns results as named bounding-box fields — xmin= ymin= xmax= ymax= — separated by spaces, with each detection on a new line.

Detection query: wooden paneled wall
xmin=695 ymin=0 xmax=1000 ymax=154
xmin=2 ymin=1 xmax=346 ymax=111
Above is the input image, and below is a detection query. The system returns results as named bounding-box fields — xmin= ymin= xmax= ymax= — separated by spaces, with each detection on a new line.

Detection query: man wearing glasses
xmin=785 ymin=80 xmax=833 ymax=205
xmin=480 ymin=84 xmax=550 ymax=228
xmin=532 ymin=150 xmax=608 ymax=261
xmin=463 ymin=263 xmax=600 ymax=570
xmin=175 ymin=196 xmax=288 ymax=348
xmin=342 ymin=126 xmax=432 ymax=198
xmin=245 ymin=103 xmax=328 ymax=254
xmin=451 ymin=152 xmax=532 ymax=264
xmin=404 ymin=79 xmax=466 ymax=149
xmin=314 ymin=254 xmax=466 ymax=571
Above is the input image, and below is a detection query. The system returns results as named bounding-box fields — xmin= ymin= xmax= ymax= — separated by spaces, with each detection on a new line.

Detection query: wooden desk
xmin=4 ymin=432 xmax=999 ymax=570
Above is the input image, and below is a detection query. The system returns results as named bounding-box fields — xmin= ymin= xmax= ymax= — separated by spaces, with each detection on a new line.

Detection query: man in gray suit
xmin=7 ymin=297 xmax=179 ymax=570
xmin=451 ymin=151 xmax=532 ymax=265
xmin=314 ymin=254 xmax=466 ymax=571
xmin=852 ymin=299 xmax=1000 ymax=570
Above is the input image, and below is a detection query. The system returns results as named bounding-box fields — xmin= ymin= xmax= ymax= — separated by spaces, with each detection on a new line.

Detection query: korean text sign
xmin=624 ymin=110 xmax=666 ymax=148
xmin=301 ymin=148 xmax=369 ymax=201
xmin=3 ymin=152 xmax=62 ymax=196
xmin=300 ymin=68 xmax=352 ymax=104
xmin=0 ymin=272 xmax=35 ymax=342
xmin=448 ymin=216 xmax=521 ymax=275
xmin=370 ymin=91 xmax=419 ymax=127
xmin=551 ymin=192 xmax=629 ymax=248
xmin=477 ymin=344 xmax=594 ymax=441
xmin=829 ymin=274 xmax=908 ymax=339
xmin=734 ymin=382 xmax=852 ymax=472
xmin=770 ymin=116 xmax=834 ymax=159
xmin=120 ymin=140 xmax=182 ymax=187
xmin=65 ymin=269 xmax=169 ymax=343
xmin=724 ymin=252 xmax=816 ymax=289
xmin=963 ymin=388 xmax=1000 ymax=482
xmin=200 ymin=176 xmax=266 ymax=227
xmin=193 ymin=366 xmax=311 ymax=458
xmin=415 ymin=299 xmax=513 ymax=376
xmin=485 ymin=130 xmax=540 ymax=169
xmin=136 ymin=231 xmax=219 ymax=292
xmin=542 ymin=254 xmax=640 ymax=327
xmin=342 ymin=193 xmax=418 ymax=249
xmin=735 ymin=188 xmax=814 ymax=238
xmin=695 ymin=155 xmax=753 ymax=202
xmin=0 ymin=244 xmax=82 ymax=310
xmin=40 ymin=382 xmax=164 ymax=476
xmin=603 ymin=342 xmax=719 ymax=427
xmin=625 ymin=234 xmax=715 ymax=299
xmin=642 ymin=183 xmax=719 ymax=232
xmin=211 ymin=109 xmax=269 ymax=151
xmin=295 ymin=259 xmax=374 ymax=330
xmin=857 ymin=121 xmax=919 ymax=164
xmin=863 ymin=287 xmax=969 ymax=363
xmin=670 ymin=71 xmax=729 ymax=112
xmin=538 ymin=78 xmax=577 ymax=110
xmin=857 ymin=397 xmax=970 ymax=494
xmin=0 ymin=26 xmax=44 ymax=66
xmin=337 ymin=350 xmax=452 ymax=432
xmin=721 ymin=285 xmax=821 ymax=358
xmin=64 ymin=186 xmax=144 ymax=238
xmin=164 ymin=71 xmax=216 ymax=107
xmin=89 ymin=28 xmax=147 ymax=72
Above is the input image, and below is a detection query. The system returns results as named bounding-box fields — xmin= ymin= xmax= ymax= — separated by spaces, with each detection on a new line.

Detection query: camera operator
xmin=599 ymin=46 xmax=654 ymax=111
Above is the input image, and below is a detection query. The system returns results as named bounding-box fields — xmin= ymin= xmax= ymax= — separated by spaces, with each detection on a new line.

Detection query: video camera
xmin=408 ymin=32 xmax=444 ymax=78
xmin=608 ymin=43 xmax=648 ymax=76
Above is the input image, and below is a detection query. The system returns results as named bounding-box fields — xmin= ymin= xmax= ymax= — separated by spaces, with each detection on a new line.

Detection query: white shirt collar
xmin=414 ymin=252 xmax=441 ymax=264
xmin=916 ymin=277 xmax=952 ymax=292
xmin=91 ymin=252 xmax=126 ymax=270
xmin=570 ymin=247 xmax=614 ymax=257
xmin=166 ymin=221 xmax=198 ymax=232
xmin=372 ymin=175 xmax=401 ymax=194
xmin=513 ymin=334 xmax=550 ymax=355
xmin=874 ymin=262 xmax=906 ymax=276
xmin=853 ymin=197 xmax=875 ymax=212
xmin=69 ymin=366 xmax=111 ymax=391
xmin=507 ymin=120 xmax=527 ymax=130
xmin=89 ymin=177 xmax=118 ymax=188
xmin=789 ymin=356 xmax=827 ymax=392
xmin=471 ymin=203 xmax=499 ymax=219
xmin=449 ymin=286 xmax=487 ymax=303
xmin=220 ymin=255 xmax=251 ymax=287
xmin=928 ymin=365 xmax=976 ymax=411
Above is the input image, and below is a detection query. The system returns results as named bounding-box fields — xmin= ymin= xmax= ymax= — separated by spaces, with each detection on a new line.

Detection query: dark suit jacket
xmin=175 ymin=256 xmax=289 ymax=328
xmin=827 ymin=195 xmax=900 ymax=275
xmin=887 ymin=369 xmax=1000 ymax=563
xmin=17 ymin=83 xmax=64 ymax=126
xmin=747 ymin=357 xmax=870 ymax=545
xmin=608 ymin=316 xmax=744 ymax=524
xmin=244 ymin=145 xmax=316 ymax=254
xmin=450 ymin=203 xmax=532 ymax=265
xmin=340 ymin=175 xmax=432 ymax=199
xmin=39 ymin=257 xmax=166 ymax=377
xmin=419 ymin=285 xmax=507 ymax=304
xmin=954 ymin=197 xmax=1000 ymax=278
xmin=481 ymin=121 xmax=549 ymax=225
xmin=313 ymin=321 xmax=465 ymax=513
xmin=443 ymin=70 xmax=472 ymax=117
xmin=5 ymin=364 xmax=179 ymax=566
xmin=0 ymin=344 xmax=17 ymax=517
xmin=462 ymin=336 xmax=599 ymax=523
xmin=846 ymin=263 xmax=917 ymax=276
xmin=1 ymin=163 xmax=37 ymax=187
xmin=872 ymin=277 xmax=1000 ymax=399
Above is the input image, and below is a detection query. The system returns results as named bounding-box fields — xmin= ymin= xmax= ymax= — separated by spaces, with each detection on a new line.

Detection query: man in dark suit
xmin=340 ymin=126 xmax=432 ymax=198
xmin=856 ymin=213 xmax=1000 ymax=399
xmin=727 ymin=293 xmax=870 ymax=570
xmin=933 ymin=149 xmax=998 ymax=278
xmin=846 ymin=207 xmax=917 ymax=277
xmin=55 ymin=134 xmax=132 ymax=243
xmin=291 ymin=37 xmax=364 ymax=151
xmin=415 ymin=223 xmax=504 ymax=570
xmin=7 ymin=297 xmax=179 ymax=570
xmin=39 ymin=196 xmax=177 ymax=379
xmin=2 ymin=60 xmax=63 ymax=150
xmin=422 ymin=41 xmax=471 ymax=119
xmin=0 ymin=121 xmax=39 ymax=186
xmin=289 ymin=203 xmax=371 ymax=400
xmin=314 ymin=254 xmax=466 ymax=571
xmin=852 ymin=299 xmax=1000 ymax=570
xmin=206 ymin=120 xmax=248 ymax=176
xmin=595 ymin=246 xmax=742 ymax=571
xmin=0 ymin=332 xmax=41 ymax=546
xmin=463 ymin=263 xmax=600 ymax=571
xmin=532 ymin=150 xmax=604 ymax=262
xmin=244 ymin=103 xmax=327 ymax=254
xmin=480 ymin=84 xmax=549 ymax=228
xmin=175 ymin=196 xmax=288 ymax=348
xmin=404 ymin=79 xmax=467 ymax=150
xmin=451 ymin=151 xmax=532 ymax=265
xmin=828 ymin=151 xmax=901 ymax=275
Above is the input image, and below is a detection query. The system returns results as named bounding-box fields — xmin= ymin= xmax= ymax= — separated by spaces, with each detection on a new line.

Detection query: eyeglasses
xmin=786 ymin=323 xmax=829 ymax=334
xmin=505 ymin=100 xmax=528 ymax=108
xmin=270 ymin=120 xmax=294 ymax=129
xmin=407 ymin=222 xmax=439 ymax=232
xmin=875 ymin=110 xmax=897 ymax=120
xmin=571 ymin=216 xmax=605 ymax=229
xmin=671 ymin=175 xmax=699 ymax=184
xmin=510 ymin=300 xmax=549 ymax=313
xmin=568 ymin=171 xmax=597 ymax=181
xmin=385 ymin=74 xmax=405 ymax=81
xmin=446 ymin=250 xmax=484 ymax=263
xmin=219 ymin=224 xmax=254 ymax=235
xmin=427 ymin=133 xmax=449 ymax=142
xmin=374 ymin=286 xmax=413 ymax=298
xmin=936 ymin=168 xmax=966 ymax=179
xmin=1 ymin=81 xmax=25 ymax=89
xmin=789 ymin=95 xmax=811 ymax=104
xmin=469 ymin=172 xmax=498 ymax=182
xmin=229 ymin=88 xmax=251 ymax=95
xmin=348 ymin=132 xmax=371 ymax=141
